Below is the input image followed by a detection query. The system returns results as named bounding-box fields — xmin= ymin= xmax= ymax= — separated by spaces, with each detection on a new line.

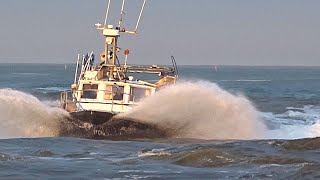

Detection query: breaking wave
xmin=0 ymin=89 xmax=68 ymax=139
xmin=262 ymin=105 xmax=320 ymax=139
xmin=118 ymin=81 xmax=266 ymax=140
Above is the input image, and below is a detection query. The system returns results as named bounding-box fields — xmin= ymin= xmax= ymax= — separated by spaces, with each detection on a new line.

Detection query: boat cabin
xmin=73 ymin=79 xmax=155 ymax=113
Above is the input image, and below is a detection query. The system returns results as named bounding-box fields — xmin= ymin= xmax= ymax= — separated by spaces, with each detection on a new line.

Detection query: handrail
xmin=78 ymin=51 xmax=94 ymax=81
xmin=60 ymin=90 xmax=86 ymax=111
xmin=74 ymin=54 xmax=80 ymax=84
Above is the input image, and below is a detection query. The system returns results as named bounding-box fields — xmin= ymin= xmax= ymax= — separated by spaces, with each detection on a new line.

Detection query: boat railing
xmin=124 ymin=65 xmax=176 ymax=76
xmin=76 ymin=51 xmax=95 ymax=81
xmin=60 ymin=90 xmax=72 ymax=109
xmin=61 ymin=90 xmax=86 ymax=111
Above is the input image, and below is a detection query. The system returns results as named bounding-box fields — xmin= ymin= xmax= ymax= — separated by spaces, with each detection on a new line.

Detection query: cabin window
xmin=104 ymin=85 xmax=124 ymax=101
xmin=112 ymin=86 xmax=124 ymax=101
xmin=82 ymin=84 xmax=98 ymax=99
xmin=131 ymin=88 xmax=149 ymax=101
xmin=104 ymin=85 xmax=113 ymax=100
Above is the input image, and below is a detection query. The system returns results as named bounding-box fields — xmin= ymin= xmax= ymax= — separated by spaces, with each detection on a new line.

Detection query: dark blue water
xmin=1 ymin=63 xmax=320 ymax=179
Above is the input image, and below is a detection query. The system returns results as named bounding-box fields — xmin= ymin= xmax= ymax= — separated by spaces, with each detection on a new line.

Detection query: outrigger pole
xmin=135 ymin=0 xmax=147 ymax=33
xmin=99 ymin=0 xmax=147 ymax=67
xmin=104 ymin=0 xmax=111 ymax=27
xmin=103 ymin=0 xmax=147 ymax=32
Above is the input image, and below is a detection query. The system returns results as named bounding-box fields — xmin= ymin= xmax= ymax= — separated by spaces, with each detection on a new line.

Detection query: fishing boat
xmin=60 ymin=0 xmax=178 ymax=126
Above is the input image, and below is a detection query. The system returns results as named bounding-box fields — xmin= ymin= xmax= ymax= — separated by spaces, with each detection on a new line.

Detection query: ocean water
xmin=1 ymin=63 xmax=320 ymax=179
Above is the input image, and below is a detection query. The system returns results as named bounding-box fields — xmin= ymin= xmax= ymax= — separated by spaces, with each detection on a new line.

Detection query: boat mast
xmin=95 ymin=0 xmax=147 ymax=79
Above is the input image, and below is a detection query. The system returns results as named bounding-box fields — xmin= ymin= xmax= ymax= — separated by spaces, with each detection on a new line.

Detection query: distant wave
xmin=36 ymin=87 xmax=69 ymax=92
xmin=219 ymin=80 xmax=271 ymax=82
xmin=11 ymin=73 xmax=49 ymax=76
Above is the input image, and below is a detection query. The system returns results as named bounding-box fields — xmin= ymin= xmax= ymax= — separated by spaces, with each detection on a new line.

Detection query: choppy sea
xmin=1 ymin=63 xmax=320 ymax=179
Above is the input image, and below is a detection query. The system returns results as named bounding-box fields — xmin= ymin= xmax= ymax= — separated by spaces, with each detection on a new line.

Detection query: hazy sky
xmin=1 ymin=0 xmax=320 ymax=66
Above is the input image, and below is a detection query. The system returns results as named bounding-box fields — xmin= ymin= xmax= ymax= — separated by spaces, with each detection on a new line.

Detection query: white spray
xmin=117 ymin=81 xmax=266 ymax=140
xmin=0 ymin=89 xmax=68 ymax=139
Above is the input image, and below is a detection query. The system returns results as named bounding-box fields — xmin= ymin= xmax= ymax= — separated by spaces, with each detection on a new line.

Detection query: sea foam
xmin=262 ymin=105 xmax=320 ymax=139
xmin=0 ymin=89 xmax=68 ymax=138
xmin=117 ymin=81 xmax=267 ymax=140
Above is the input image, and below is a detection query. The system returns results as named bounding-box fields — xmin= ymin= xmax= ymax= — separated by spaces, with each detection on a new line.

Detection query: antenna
xmin=118 ymin=0 xmax=126 ymax=28
xmin=104 ymin=0 xmax=111 ymax=27
xmin=134 ymin=0 xmax=147 ymax=32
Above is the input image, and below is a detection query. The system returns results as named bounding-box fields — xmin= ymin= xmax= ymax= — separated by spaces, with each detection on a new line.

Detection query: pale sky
xmin=0 ymin=0 xmax=320 ymax=66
